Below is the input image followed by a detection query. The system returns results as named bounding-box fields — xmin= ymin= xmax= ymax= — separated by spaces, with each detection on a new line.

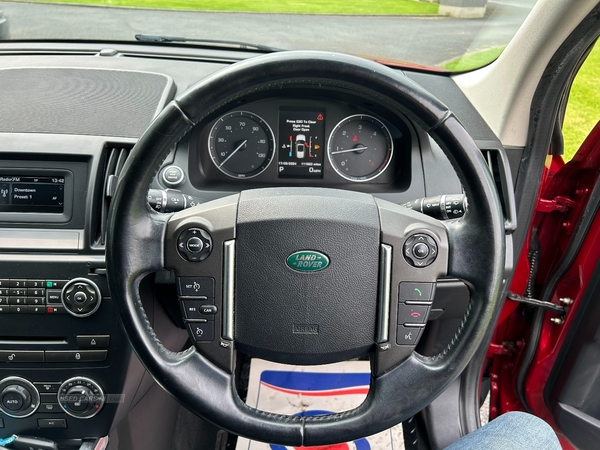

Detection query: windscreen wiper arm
xmin=135 ymin=34 xmax=282 ymax=52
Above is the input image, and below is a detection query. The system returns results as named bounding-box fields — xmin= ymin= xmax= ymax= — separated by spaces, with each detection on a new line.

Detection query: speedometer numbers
xmin=208 ymin=111 xmax=275 ymax=179
xmin=327 ymin=115 xmax=393 ymax=182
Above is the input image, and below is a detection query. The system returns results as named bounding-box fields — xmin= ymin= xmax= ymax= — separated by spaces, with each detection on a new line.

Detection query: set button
xmin=178 ymin=277 xmax=215 ymax=298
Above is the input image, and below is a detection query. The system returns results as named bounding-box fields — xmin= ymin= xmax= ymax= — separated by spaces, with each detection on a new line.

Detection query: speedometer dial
xmin=208 ymin=111 xmax=275 ymax=179
xmin=327 ymin=114 xmax=393 ymax=182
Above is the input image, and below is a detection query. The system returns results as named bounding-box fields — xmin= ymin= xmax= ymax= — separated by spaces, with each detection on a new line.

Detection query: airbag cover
xmin=235 ymin=188 xmax=380 ymax=364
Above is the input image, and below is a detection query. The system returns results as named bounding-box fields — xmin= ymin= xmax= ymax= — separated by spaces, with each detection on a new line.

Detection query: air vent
xmin=95 ymin=144 xmax=133 ymax=246
xmin=481 ymin=148 xmax=517 ymax=232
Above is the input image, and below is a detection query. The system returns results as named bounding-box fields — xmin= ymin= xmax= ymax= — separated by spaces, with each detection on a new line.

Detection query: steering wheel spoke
xmin=164 ymin=194 xmax=239 ymax=373
xmin=373 ymin=198 xmax=449 ymax=375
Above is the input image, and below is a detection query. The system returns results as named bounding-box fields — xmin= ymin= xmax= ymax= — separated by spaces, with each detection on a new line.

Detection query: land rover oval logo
xmin=286 ymin=250 xmax=330 ymax=272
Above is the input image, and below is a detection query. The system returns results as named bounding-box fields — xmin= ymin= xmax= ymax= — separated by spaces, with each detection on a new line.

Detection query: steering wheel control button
xmin=399 ymin=282 xmax=435 ymax=303
xmin=61 ymin=278 xmax=102 ymax=317
xmin=58 ymin=377 xmax=104 ymax=419
xmin=186 ymin=236 xmax=204 ymax=253
xmin=397 ymin=304 xmax=430 ymax=325
xmin=403 ymin=234 xmax=438 ymax=267
xmin=178 ymin=277 xmax=215 ymax=298
xmin=0 ymin=377 xmax=41 ymax=418
xmin=182 ymin=301 xmax=216 ymax=320
xmin=162 ymin=165 xmax=185 ymax=187
xmin=396 ymin=325 xmax=424 ymax=346
xmin=177 ymin=228 xmax=213 ymax=262
xmin=187 ymin=322 xmax=214 ymax=342
xmin=200 ymin=305 xmax=217 ymax=315
xmin=412 ymin=243 xmax=430 ymax=259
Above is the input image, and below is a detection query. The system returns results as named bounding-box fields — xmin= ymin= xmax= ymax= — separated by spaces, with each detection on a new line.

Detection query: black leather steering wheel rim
xmin=106 ymin=51 xmax=505 ymax=446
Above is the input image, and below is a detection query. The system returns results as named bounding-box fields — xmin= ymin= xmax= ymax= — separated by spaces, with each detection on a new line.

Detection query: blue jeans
xmin=444 ymin=411 xmax=562 ymax=450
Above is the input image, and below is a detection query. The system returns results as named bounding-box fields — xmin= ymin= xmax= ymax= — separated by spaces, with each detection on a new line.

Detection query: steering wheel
xmin=106 ymin=51 xmax=505 ymax=446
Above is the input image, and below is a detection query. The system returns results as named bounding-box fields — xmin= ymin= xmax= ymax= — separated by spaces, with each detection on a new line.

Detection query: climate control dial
xmin=0 ymin=377 xmax=40 ymax=418
xmin=58 ymin=377 xmax=104 ymax=419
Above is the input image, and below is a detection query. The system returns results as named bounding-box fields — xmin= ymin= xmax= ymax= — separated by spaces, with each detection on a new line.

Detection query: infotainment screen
xmin=277 ymin=109 xmax=325 ymax=179
xmin=0 ymin=175 xmax=65 ymax=213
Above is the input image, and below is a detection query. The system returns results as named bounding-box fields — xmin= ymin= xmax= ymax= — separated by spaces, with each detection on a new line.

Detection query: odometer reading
xmin=327 ymin=115 xmax=393 ymax=182
xmin=208 ymin=111 xmax=275 ymax=179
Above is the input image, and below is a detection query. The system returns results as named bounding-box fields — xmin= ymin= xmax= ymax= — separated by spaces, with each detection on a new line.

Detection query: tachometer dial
xmin=327 ymin=114 xmax=393 ymax=182
xmin=208 ymin=111 xmax=275 ymax=179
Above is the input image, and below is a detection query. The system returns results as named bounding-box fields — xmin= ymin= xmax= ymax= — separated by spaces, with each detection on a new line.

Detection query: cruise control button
xmin=399 ymin=282 xmax=435 ymax=302
xmin=396 ymin=325 xmax=424 ymax=346
xmin=178 ymin=277 xmax=215 ymax=297
xmin=398 ymin=304 xmax=430 ymax=325
xmin=187 ymin=322 xmax=214 ymax=342
xmin=200 ymin=305 xmax=217 ymax=315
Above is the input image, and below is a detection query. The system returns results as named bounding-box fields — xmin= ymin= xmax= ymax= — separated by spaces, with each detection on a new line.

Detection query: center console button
xmin=73 ymin=292 xmax=87 ymax=304
xmin=34 ymin=382 xmax=61 ymax=394
xmin=9 ymin=279 xmax=27 ymax=288
xmin=45 ymin=350 xmax=108 ymax=363
xmin=46 ymin=290 xmax=62 ymax=304
xmin=40 ymin=402 xmax=61 ymax=413
xmin=76 ymin=335 xmax=110 ymax=348
xmin=38 ymin=418 xmax=67 ymax=428
xmin=0 ymin=351 xmax=44 ymax=363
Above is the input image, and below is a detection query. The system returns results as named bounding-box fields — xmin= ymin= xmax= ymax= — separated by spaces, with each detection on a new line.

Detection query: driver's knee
xmin=443 ymin=411 xmax=561 ymax=450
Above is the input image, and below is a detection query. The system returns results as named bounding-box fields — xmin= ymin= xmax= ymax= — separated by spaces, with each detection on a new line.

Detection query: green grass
xmin=17 ymin=0 xmax=439 ymax=15
xmin=562 ymin=42 xmax=600 ymax=161
xmin=442 ymin=46 xmax=505 ymax=72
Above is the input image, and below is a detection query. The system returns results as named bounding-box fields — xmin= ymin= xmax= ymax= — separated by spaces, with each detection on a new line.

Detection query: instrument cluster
xmin=191 ymin=96 xmax=414 ymax=189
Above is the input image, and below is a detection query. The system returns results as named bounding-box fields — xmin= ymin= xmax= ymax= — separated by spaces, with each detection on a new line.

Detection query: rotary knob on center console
xmin=58 ymin=377 xmax=104 ymax=419
xmin=0 ymin=377 xmax=40 ymax=418
xmin=61 ymin=278 xmax=102 ymax=317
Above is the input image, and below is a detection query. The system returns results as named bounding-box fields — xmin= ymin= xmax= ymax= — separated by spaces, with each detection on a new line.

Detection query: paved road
xmin=0 ymin=0 xmax=535 ymax=65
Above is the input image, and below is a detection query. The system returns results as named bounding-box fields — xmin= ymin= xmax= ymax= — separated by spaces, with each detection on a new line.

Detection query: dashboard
xmin=0 ymin=42 xmax=517 ymax=449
